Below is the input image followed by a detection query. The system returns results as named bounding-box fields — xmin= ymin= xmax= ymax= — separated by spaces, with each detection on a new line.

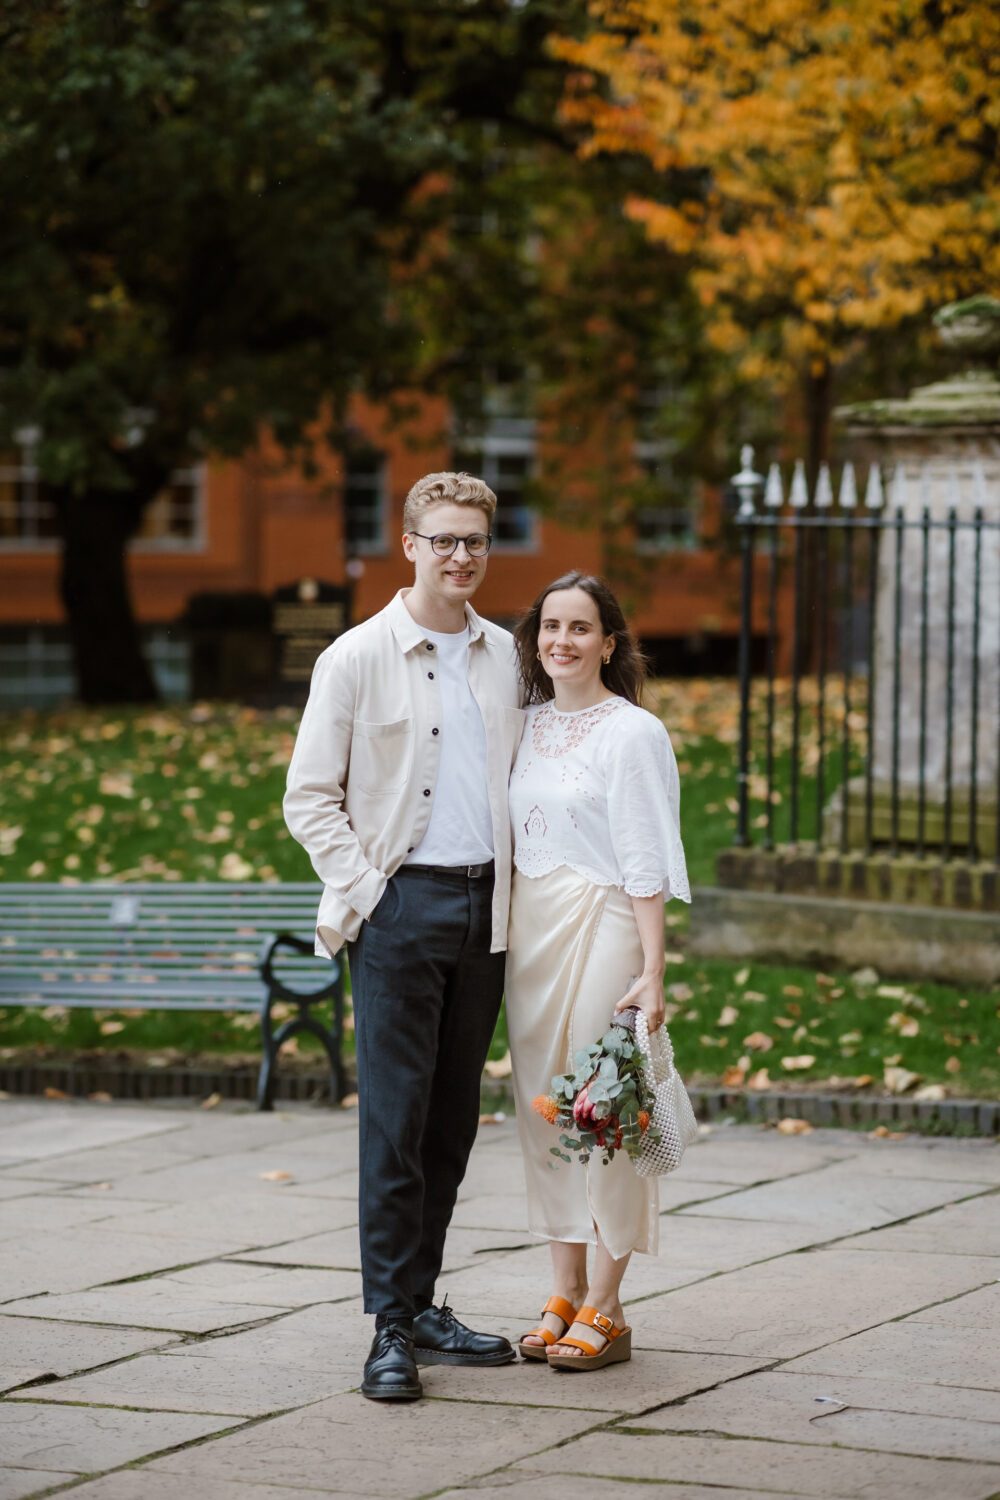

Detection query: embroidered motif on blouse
xmin=531 ymin=698 xmax=626 ymax=759
xmin=523 ymin=804 xmax=548 ymax=839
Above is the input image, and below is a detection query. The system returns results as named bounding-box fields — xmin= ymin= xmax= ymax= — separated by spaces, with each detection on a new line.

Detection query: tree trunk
xmin=57 ymin=491 xmax=160 ymax=705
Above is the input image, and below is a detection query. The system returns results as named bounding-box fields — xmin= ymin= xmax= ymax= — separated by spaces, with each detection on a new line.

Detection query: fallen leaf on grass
xmin=721 ymin=1065 xmax=747 ymax=1086
xmin=773 ymin=1016 xmax=796 ymax=1029
xmin=743 ymin=990 xmax=766 ymax=1002
xmin=883 ymin=1066 xmax=921 ymax=1094
xmin=780 ymin=1055 xmax=816 ymax=1071
xmin=876 ymin=984 xmax=907 ymax=999
xmin=99 ymin=1020 xmax=125 ymax=1036
xmin=734 ymin=967 xmax=750 ymax=986
xmin=782 ymin=985 xmax=804 ymax=998
xmin=945 ymin=1056 xmax=962 ymax=1074
xmin=259 ymin=1170 xmax=294 ymax=1182
xmin=743 ymin=1032 xmax=773 ymax=1052
xmin=668 ymin=982 xmax=694 ymax=1003
xmin=913 ymin=1083 xmax=947 ymax=1102
xmin=201 ymin=1092 xmax=222 ymax=1109
xmin=777 ymin=1117 xmax=813 ymax=1135
xmin=278 ymin=1037 xmax=300 ymax=1057
xmin=853 ymin=1074 xmax=874 ymax=1088
xmin=746 ymin=1068 xmax=771 ymax=1090
xmin=716 ymin=1005 xmax=739 ymax=1027
xmin=484 ymin=1052 xmax=512 ymax=1079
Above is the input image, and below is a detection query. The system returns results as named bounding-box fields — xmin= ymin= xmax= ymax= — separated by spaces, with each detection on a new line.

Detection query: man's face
xmin=402 ymin=502 xmax=491 ymax=606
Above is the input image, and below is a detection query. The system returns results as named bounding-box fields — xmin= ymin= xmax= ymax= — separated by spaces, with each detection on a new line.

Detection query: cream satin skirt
xmin=505 ymin=865 xmax=659 ymax=1260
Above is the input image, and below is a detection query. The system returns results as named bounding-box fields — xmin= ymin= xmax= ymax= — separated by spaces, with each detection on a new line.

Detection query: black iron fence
xmin=732 ymin=447 xmax=1000 ymax=865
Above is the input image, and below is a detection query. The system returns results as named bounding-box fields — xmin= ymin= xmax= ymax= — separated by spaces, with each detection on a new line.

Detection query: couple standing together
xmin=284 ymin=470 xmax=689 ymax=1400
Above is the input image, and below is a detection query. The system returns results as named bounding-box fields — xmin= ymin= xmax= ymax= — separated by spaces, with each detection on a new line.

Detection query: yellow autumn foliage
xmin=557 ymin=0 xmax=1000 ymax=372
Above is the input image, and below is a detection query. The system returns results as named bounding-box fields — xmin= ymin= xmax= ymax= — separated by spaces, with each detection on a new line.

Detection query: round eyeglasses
xmin=410 ymin=531 xmax=493 ymax=557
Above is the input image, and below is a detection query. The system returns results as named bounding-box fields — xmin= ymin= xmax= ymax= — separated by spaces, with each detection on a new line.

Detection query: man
xmin=284 ymin=470 xmax=523 ymax=1400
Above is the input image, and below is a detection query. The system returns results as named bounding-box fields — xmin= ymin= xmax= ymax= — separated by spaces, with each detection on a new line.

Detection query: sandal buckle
xmin=591 ymin=1311 xmax=615 ymax=1336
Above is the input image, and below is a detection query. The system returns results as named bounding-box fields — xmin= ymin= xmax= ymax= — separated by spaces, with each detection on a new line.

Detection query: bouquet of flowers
xmin=532 ymin=1008 xmax=660 ymax=1168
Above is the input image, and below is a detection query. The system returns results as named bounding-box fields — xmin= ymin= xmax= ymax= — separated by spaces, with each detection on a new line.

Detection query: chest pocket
xmin=352 ymin=717 xmax=413 ymax=794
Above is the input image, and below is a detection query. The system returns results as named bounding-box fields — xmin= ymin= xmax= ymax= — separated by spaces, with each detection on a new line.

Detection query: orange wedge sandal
xmin=517 ymin=1296 xmax=577 ymax=1362
xmin=546 ymin=1306 xmax=632 ymax=1371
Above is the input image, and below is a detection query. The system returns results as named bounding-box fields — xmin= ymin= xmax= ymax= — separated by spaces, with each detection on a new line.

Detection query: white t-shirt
xmin=406 ymin=625 xmax=495 ymax=866
xmin=509 ymin=697 xmax=690 ymax=900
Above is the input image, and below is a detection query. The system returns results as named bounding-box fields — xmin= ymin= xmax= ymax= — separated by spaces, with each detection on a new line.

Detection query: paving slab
xmin=784 ymin=1318 xmax=1000 ymax=1390
xmin=49 ymin=1473 xmax=325 ymax=1500
xmin=147 ymin=1392 xmax=601 ymax=1497
xmin=447 ymin=1193 xmax=531 ymax=1230
xmin=0 ymin=1401 xmax=236 ymax=1475
xmin=0 ymin=1106 xmax=185 ymax=1165
xmin=0 ymin=1315 xmax=178 ymax=1393
xmin=1 ymin=1281 xmax=305 ymax=1335
xmin=427 ymin=1347 xmax=769 ymax=1412
xmin=515 ymin=1430 xmax=1000 ymax=1499
xmin=444 ymin=1484 xmax=806 ymax=1500
xmin=232 ymin=1222 xmax=529 ymax=1274
xmin=639 ymin=1368 xmax=1000 ymax=1461
xmin=89 ymin=1189 xmax=345 ymax=1247
xmin=680 ymin=1161 xmax=987 ymax=1233
xmin=164 ymin=1259 xmax=363 ymax=1307
xmin=839 ymin=1194 xmax=1000 ymax=1258
xmin=914 ymin=1282 xmax=1000 ymax=1329
xmin=1 ymin=1145 xmax=204 ymax=1184
xmin=0 ymin=1467 xmax=71 ymax=1500
xmin=839 ymin=1138 xmax=1000 ymax=1184
xmin=631 ymin=1249 xmax=1000 ymax=1358
xmin=665 ymin=1132 xmax=853 ymax=1186
xmin=0 ymin=1179 xmax=56 ymax=1202
xmin=0 ymin=1192 xmax=164 ymax=1239
xmin=0 ymin=1227 xmax=248 ymax=1303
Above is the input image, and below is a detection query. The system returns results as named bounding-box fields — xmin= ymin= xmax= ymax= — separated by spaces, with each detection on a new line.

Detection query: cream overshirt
xmin=283 ymin=589 xmax=524 ymax=958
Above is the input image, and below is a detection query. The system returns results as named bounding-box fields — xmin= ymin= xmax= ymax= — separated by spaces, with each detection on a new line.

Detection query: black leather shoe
xmin=361 ymin=1324 xmax=423 ymax=1401
xmin=412 ymin=1299 xmax=516 ymax=1366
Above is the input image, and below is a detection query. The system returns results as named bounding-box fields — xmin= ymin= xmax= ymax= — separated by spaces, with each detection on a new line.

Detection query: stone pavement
xmin=1 ymin=1099 xmax=999 ymax=1500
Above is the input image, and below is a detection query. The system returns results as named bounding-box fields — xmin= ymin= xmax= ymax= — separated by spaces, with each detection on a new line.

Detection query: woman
xmin=505 ymin=570 xmax=690 ymax=1370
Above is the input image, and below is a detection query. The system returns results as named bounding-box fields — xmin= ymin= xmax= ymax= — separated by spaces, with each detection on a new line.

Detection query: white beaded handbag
xmin=631 ymin=1008 xmax=699 ymax=1177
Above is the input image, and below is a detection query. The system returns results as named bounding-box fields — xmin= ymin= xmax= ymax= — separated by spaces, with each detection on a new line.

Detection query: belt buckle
xmin=466 ymin=863 xmax=477 ymax=878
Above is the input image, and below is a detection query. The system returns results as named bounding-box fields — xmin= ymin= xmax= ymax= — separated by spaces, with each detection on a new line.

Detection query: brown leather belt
xmin=398 ymin=861 xmax=494 ymax=880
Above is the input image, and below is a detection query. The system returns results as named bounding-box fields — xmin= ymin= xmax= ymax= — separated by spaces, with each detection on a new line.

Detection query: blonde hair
xmin=403 ymin=471 xmax=497 ymax=534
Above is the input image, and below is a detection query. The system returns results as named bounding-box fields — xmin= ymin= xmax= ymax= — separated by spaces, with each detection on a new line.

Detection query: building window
xmin=344 ymin=448 xmax=387 ymax=554
xmin=0 ymin=437 xmax=204 ymax=551
xmin=634 ymin=444 xmax=697 ymax=552
xmin=0 ymin=628 xmax=189 ymax=709
xmin=0 ymin=434 xmax=58 ymax=545
xmin=454 ymin=433 xmax=537 ymax=552
xmin=133 ymin=465 xmax=205 ymax=549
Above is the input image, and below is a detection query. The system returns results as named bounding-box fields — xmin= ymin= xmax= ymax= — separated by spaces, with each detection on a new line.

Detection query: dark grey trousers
xmin=347 ymin=865 xmax=506 ymax=1317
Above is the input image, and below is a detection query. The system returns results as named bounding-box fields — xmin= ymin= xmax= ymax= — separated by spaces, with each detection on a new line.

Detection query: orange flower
xmin=638 ymin=1111 xmax=650 ymax=1133
xmin=532 ymin=1094 xmax=560 ymax=1124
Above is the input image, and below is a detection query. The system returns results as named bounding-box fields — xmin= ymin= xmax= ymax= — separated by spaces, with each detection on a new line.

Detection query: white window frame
xmin=633 ymin=441 xmax=697 ymax=554
xmin=0 ymin=437 xmax=206 ymax=553
xmin=455 ymin=425 xmax=539 ymax=555
xmin=131 ymin=463 xmax=207 ymax=552
xmin=343 ymin=450 xmax=389 ymax=556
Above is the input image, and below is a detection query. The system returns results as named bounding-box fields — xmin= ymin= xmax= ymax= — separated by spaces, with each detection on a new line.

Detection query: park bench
xmin=0 ymin=882 xmax=345 ymax=1110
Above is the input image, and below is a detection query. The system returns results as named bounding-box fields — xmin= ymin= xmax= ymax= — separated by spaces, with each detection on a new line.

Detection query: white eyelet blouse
xmin=509 ymin=697 xmax=691 ymax=902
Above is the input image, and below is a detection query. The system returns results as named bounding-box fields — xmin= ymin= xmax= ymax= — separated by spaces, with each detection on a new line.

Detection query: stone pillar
xmin=837 ymin=297 xmax=1000 ymax=854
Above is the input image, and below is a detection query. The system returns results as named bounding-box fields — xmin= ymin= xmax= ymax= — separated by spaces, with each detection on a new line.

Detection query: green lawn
xmin=1 ymin=688 xmax=997 ymax=1097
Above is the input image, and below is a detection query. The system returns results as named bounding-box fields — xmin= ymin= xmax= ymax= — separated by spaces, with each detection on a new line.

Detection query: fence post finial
xmin=864 ymin=464 xmax=884 ymax=508
xmin=732 ymin=445 xmax=764 ymax=516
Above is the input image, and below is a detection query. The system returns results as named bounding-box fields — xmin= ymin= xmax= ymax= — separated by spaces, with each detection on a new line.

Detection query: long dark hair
xmin=514 ymin=571 xmax=648 ymax=706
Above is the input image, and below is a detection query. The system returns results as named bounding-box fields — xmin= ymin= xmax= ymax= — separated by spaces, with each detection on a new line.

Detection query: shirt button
xmin=423 ymin=788 xmax=431 ymax=797
xmin=407 ymin=846 xmax=415 ymax=853
xmin=428 ymin=671 xmax=434 ymax=679
xmin=426 ymin=643 xmax=435 ymax=651
xmin=432 ymin=727 xmax=439 ymax=735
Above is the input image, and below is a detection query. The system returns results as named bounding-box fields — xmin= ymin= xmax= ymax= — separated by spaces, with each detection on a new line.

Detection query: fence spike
xmin=789 ymin=459 xmax=809 ymax=508
xmin=839 ymin=461 xmax=858 ymax=508
xmin=864 ymin=463 xmax=884 ymax=508
xmin=815 ymin=463 xmax=834 ymax=508
xmin=764 ymin=462 xmax=784 ymax=508
xmin=890 ymin=463 xmax=908 ymax=509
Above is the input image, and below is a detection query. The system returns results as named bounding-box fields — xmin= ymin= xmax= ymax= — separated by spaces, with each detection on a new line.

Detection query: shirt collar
xmin=387 ymin=589 xmax=486 ymax=652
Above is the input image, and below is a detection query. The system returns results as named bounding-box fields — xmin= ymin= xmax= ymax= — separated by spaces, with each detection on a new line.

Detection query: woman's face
xmin=537 ymin=586 xmax=614 ymax=689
